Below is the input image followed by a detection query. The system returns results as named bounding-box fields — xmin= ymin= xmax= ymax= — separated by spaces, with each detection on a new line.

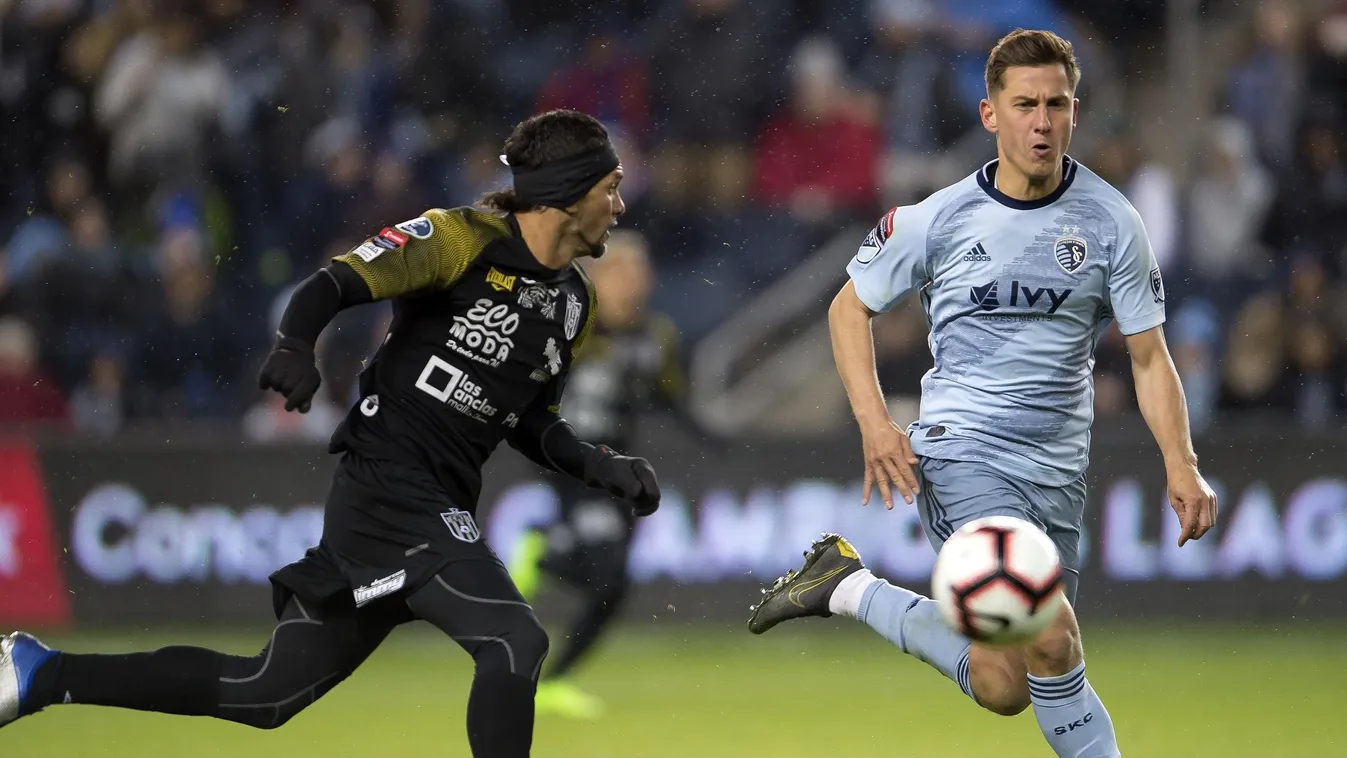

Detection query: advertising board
xmin=22 ymin=426 xmax=1347 ymax=627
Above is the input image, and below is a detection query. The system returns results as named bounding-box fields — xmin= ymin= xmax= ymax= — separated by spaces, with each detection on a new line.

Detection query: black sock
xmin=466 ymin=673 xmax=535 ymax=758
xmin=40 ymin=647 xmax=224 ymax=716
xmin=546 ymin=589 xmax=623 ymax=680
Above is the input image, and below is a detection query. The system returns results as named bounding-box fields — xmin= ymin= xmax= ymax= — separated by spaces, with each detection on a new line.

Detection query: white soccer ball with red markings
xmin=930 ymin=516 xmax=1065 ymax=646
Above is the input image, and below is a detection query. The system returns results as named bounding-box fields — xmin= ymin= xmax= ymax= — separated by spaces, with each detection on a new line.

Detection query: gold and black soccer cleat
xmin=747 ymin=533 xmax=865 ymax=635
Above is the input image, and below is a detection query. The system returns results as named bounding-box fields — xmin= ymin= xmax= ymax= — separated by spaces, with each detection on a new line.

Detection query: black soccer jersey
xmin=328 ymin=206 xmax=596 ymax=513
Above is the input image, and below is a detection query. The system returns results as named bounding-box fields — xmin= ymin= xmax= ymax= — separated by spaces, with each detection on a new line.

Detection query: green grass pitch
xmin=4 ymin=621 xmax=1344 ymax=756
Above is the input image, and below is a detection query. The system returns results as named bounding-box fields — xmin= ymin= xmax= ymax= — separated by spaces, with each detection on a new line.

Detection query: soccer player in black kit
xmin=0 ymin=110 xmax=661 ymax=758
xmin=508 ymin=230 xmax=689 ymax=719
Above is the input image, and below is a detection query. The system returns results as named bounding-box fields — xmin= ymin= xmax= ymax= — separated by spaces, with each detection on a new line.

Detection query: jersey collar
xmin=977 ymin=155 xmax=1077 ymax=210
xmin=499 ymin=213 xmax=574 ymax=280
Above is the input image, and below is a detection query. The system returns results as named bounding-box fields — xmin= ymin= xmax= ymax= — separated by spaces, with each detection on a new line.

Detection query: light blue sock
xmin=1028 ymin=663 xmax=1120 ymax=758
xmin=857 ymin=580 xmax=977 ymax=701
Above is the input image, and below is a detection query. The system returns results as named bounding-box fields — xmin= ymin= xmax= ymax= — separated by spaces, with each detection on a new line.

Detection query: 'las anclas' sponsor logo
xmin=415 ymin=356 xmax=497 ymax=421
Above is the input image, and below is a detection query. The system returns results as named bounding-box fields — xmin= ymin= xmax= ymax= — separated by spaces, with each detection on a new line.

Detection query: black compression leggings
xmin=39 ymin=562 xmax=548 ymax=756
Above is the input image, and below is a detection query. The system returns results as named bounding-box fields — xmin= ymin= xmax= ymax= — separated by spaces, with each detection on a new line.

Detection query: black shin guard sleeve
xmin=50 ymin=646 xmax=225 ymax=715
xmin=466 ymin=672 xmax=536 ymax=758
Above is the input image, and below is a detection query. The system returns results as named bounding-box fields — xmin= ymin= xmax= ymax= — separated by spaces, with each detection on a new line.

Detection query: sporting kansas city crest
xmin=1053 ymin=225 xmax=1088 ymax=274
xmin=440 ymin=508 xmax=480 ymax=542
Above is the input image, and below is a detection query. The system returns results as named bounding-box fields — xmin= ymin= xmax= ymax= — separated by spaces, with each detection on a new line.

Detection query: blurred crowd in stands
xmin=0 ymin=0 xmax=1344 ymax=437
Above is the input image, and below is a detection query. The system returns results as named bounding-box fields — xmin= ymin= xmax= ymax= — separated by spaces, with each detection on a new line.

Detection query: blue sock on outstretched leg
xmin=1028 ymin=663 xmax=1120 ymax=758
xmin=830 ymin=572 xmax=1120 ymax=757
xmin=829 ymin=571 xmax=976 ymax=701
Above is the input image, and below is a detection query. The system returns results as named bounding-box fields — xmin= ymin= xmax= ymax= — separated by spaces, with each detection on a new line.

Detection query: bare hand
xmin=1168 ymin=465 xmax=1218 ymax=547
xmin=860 ymin=419 xmax=920 ymax=509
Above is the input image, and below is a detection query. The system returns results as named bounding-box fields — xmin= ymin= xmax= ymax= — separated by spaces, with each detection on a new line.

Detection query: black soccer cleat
xmin=747 ymin=533 xmax=865 ymax=635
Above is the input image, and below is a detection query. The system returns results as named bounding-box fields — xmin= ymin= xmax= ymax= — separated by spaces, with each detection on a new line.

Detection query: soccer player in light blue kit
xmin=747 ymin=29 xmax=1218 ymax=757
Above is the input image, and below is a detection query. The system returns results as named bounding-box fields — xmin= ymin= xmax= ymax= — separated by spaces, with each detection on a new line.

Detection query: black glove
xmin=258 ymin=336 xmax=321 ymax=413
xmin=584 ymin=445 xmax=661 ymax=517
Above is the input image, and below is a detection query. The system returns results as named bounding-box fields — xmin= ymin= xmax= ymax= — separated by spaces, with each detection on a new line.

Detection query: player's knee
xmin=220 ymin=685 xmax=311 ymax=730
xmin=474 ymin=616 xmax=550 ymax=681
xmin=218 ymin=651 xmax=331 ymax=730
xmin=982 ymin=690 xmax=1032 ymax=717
xmin=1027 ymin=599 xmax=1083 ymax=676
xmin=511 ymin=618 xmax=550 ymax=680
xmin=969 ymin=652 xmax=1031 ymax=717
xmin=242 ymin=706 xmax=301 ymax=731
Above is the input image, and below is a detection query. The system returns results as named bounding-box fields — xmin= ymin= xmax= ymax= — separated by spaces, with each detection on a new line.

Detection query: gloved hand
xmin=584 ymin=445 xmax=661 ymax=517
xmin=258 ymin=336 xmax=321 ymax=413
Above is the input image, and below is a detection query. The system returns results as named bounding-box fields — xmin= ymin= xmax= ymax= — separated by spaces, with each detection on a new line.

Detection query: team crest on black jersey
xmin=1053 ymin=226 xmax=1088 ymax=273
xmin=440 ymin=508 xmax=480 ymax=542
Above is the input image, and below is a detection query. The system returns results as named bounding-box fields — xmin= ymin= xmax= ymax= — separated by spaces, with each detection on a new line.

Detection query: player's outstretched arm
xmin=258 ymin=261 xmax=373 ymax=412
xmin=507 ymin=390 xmax=661 ymax=517
xmin=1124 ymin=325 xmax=1217 ymax=546
xmin=259 ymin=211 xmax=482 ymax=413
xmin=828 ymin=281 xmax=920 ymax=509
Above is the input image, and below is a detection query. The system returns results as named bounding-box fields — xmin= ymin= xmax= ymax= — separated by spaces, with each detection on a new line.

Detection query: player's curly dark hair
xmin=478 ymin=110 xmax=611 ymax=213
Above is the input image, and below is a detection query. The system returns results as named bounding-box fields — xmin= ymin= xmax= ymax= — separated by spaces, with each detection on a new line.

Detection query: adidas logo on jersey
xmin=962 ymin=243 xmax=991 ymax=262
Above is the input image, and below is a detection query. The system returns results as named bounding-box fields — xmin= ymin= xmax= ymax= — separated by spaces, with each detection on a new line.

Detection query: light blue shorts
xmin=915 ymin=456 xmax=1087 ymax=605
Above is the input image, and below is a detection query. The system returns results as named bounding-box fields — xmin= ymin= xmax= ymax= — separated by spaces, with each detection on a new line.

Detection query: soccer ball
xmin=930 ymin=516 xmax=1065 ymax=646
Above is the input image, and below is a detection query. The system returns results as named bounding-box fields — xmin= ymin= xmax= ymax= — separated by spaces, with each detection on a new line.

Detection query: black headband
xmin=505 ymin=143 xmax=620 ymax=209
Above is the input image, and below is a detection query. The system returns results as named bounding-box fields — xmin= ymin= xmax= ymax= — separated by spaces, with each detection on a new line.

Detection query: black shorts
xmin=269 ymin=452 xmax=500 ymax=618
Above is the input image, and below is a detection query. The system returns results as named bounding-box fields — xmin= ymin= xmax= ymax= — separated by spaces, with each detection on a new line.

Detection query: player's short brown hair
xmin=984 ymin=29 xmax=1080 ymax=97
xmin=479 ymin=110 xmax=611 ymax=213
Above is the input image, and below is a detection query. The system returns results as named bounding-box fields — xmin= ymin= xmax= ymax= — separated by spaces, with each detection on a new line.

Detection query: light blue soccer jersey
xmin=847 ymin=157 xmax=1165 ymax=487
